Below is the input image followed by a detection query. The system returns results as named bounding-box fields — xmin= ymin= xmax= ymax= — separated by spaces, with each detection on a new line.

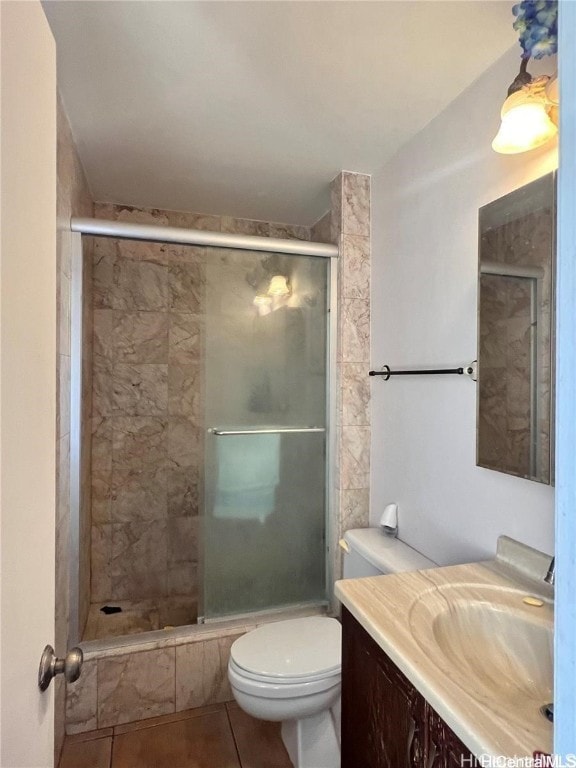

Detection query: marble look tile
xmin=92 ymin=361 xmax=113 ymax=419
xmin=340 ymin=299 xmax=370 ymax=363
xmin=114 ymin=311 xmax=169 ymax=364
xmin=269 ymin=222 xmax=310 ymax=241
xmin=340 ymin=234 xmax=370 ymax=300
xmin=341 ymin=488 xmax=370 ymax=532
xmin=168 ymin=417 xmax=202 ymax=469
xmin=168 ymin=363 xmax=202 ymax=418
xmin=167 ymin=563 xmax=198 ymax=598
xmin=340 ymin=426 xmax=370 ymax=490
xmin=110 ymin=520 xmax=168 ymax=585
xmin=112 ymin=416 xmax=167 ymax=471
xmin=175 ymin=633 xmax=243 ymax=711
xmin=111 ymin=467 xmax=168 ymax=523
xmin=109 ymin=568 xmax=167 ymax=605
xmin=115 ymin=258 xmax=169 ymax=311
xmin=168 ymin=516 xmax=198 ymax=565
xmin=92 ymin=416 xmax=113 ymax=471
xmin=168 ymin=211 xmax=221 ymax=232
xmin=168 ymin=263 xmax=205 ymax=313
xmin=310 ymin=211 xmax=332 ymax=245
xmin=66 ymin=658 xmax=98 ymax=734
xmin=93 ymin=309 xmax=115 ymax=362
xmin=92 ymin=245 xmax=117 ymax=310
xmin=91 ymin=524 xmax=112 ymax=602
xmin=159 ymin=594 xmax=198 ymax=626
xmin=117 ymin=238 xmax=184 ymax=266
xmin=342 ymin=172 xmax=370 ymax=237
xmin=480 ymin=318 xmax=507 ymax=368
xmin=168 ymin=314 xmax=203 ymax=364
xmin=168 ymin=467 xmax=200 ymax=517
xmin=341 ymin=363 xmax=370 ymax=426
xmin=330 ymin=173 xmax=343 ymax=242
xmin=113 ymin=205 xmax=170 ymax=226
xmin=112 ymin=364 xmax=168 ymax=416
xmin=97 ymin=648 xmax=175 ymax=728
xmin=221 ymin=217 xmax=270 ymax=237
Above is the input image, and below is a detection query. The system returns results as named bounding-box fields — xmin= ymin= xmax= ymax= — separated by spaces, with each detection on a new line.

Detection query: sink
xmin=409 ymin=583 xmax=553 ymax=708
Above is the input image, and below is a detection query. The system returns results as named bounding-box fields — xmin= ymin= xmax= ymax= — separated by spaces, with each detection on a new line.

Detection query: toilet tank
xmin=342 ymin=528 xmax=435 ymax=579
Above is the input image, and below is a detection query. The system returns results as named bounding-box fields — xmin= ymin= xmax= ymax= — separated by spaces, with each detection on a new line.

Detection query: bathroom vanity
xmin=342 ymin=607 xmax=473 ymax=767
xmin=336 ymin=538 xmax=554 ymax=766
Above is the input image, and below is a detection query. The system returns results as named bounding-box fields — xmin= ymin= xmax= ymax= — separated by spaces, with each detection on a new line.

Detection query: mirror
xmin=477 ymin=172 xmax=556 ymax=484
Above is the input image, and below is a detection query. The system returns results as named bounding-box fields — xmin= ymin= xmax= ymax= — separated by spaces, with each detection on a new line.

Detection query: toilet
xmin=228 ymin=528 xmax=435 ymax=768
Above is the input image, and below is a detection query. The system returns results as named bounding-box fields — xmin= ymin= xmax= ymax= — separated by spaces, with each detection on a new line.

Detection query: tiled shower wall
xmin=88 ymin=204 xmax=314 ymax=626
xmin=312 ymin=172 xmax=371 ymax=586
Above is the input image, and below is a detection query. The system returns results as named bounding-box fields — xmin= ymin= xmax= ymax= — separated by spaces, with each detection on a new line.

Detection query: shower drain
xmin=540 ymin=703 xmax=554 ymax=722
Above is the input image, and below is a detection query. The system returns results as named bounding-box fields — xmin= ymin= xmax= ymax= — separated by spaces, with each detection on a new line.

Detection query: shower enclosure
xmin=71 ymin=219 xmax=335 ymax=641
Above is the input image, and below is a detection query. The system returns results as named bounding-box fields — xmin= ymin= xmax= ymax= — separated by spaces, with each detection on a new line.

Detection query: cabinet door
xmin=342 ymin=607 xmax=425 ymax=768
xmin=427 ymin=707 xmax=475 ymax=768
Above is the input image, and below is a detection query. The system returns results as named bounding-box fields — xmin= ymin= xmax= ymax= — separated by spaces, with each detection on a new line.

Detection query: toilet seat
xmin=229 ymin=657 xmax=340 ymax=699
xmin=230 ymin=616 xmax=341 ymax=681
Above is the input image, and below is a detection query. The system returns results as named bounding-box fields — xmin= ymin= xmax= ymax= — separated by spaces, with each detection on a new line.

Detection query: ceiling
xmin=44 ymin=1 xmax=517 ymax=225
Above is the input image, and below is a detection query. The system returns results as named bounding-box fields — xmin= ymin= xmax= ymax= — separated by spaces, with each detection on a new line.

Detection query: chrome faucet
xmin=544 ymin=556 xmax=555 ymax=585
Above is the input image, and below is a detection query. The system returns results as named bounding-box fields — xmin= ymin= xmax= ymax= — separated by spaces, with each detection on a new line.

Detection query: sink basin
xmin=409 ymin=583 xmax=553 ymax=707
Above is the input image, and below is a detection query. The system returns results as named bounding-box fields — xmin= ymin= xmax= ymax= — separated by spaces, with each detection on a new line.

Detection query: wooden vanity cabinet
xmin=341 ymin=607 xmax=475 ymax=768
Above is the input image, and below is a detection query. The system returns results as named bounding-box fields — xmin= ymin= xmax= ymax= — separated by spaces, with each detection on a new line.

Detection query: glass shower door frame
xmin=197 ymin=251 xmax=339 ymax=624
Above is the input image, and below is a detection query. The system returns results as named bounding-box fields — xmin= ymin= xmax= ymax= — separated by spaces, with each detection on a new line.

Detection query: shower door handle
xmin=209 ymin=426 xmax=326 ymax=436
xmin=38 ymin=644 xmax=83 ymax=691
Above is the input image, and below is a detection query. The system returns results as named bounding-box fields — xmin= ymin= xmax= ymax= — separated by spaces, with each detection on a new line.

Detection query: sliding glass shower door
xmin=201 ymin=248 xmax=329 ymax=620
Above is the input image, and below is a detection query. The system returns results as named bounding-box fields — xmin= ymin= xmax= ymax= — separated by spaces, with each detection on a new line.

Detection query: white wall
xmin=370 ymin=46 xmax=557 ymax=565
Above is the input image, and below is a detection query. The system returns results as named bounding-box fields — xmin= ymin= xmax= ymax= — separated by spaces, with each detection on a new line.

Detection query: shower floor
xmin=83 ymin=597 xmax=198 ymax=641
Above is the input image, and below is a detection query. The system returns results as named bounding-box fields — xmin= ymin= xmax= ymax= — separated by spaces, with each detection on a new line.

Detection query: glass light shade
xmin=492 ymin=92 xmax=557 ymax=155
xmin=267 ymin=275 xmax=290 ymax=296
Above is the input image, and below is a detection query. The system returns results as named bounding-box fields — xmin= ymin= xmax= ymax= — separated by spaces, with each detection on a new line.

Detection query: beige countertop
xmin=335 ymin=556 xmax=554 ymax=759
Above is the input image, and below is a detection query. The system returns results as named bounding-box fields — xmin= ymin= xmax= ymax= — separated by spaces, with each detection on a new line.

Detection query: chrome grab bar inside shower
xmin=209 ymin=426 xmax=326 ymax=436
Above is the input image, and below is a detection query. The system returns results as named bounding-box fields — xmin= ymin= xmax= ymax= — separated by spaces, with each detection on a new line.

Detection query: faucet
xmin=544 ymin=556 xmax=555 ymax=585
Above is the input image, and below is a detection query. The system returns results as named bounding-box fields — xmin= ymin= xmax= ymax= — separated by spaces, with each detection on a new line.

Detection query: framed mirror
xmin=477 ymin=172 xmax=556 ymax=484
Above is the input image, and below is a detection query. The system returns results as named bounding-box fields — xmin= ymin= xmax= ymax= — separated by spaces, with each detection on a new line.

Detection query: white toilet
xmin=228 ymin=528 xmax=435 ymax=768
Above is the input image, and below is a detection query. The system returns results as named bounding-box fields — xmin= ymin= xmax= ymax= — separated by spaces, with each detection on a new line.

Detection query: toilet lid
xmin=230 ymin=617 xmax=341 ymax=680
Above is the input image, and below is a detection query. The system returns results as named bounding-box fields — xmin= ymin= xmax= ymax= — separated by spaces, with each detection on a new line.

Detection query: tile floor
xmin=59 ymin=701 xmax=293 ymax=768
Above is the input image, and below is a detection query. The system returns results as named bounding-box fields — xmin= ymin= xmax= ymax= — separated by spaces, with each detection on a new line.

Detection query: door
xmin=201 ymin=248 xmax=329 ymax=620
xmin=0 ymin=3 xmax=57 ymax=766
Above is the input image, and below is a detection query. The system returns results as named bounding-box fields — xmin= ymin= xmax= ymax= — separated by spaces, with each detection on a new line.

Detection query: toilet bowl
xmin=228 ymin=529 xmax=436 ymax=768
xmin=228 ymin=616 xmax=341 ymax=768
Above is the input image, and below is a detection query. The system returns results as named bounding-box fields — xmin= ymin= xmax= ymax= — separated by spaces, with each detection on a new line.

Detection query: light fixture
xmin=492 ymin=74 xmax=558 ymax=154
xmin=267 ymin=275 xmax=290 ymax=297
xmin=493 ymin=1 xmax=558 ymax=155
